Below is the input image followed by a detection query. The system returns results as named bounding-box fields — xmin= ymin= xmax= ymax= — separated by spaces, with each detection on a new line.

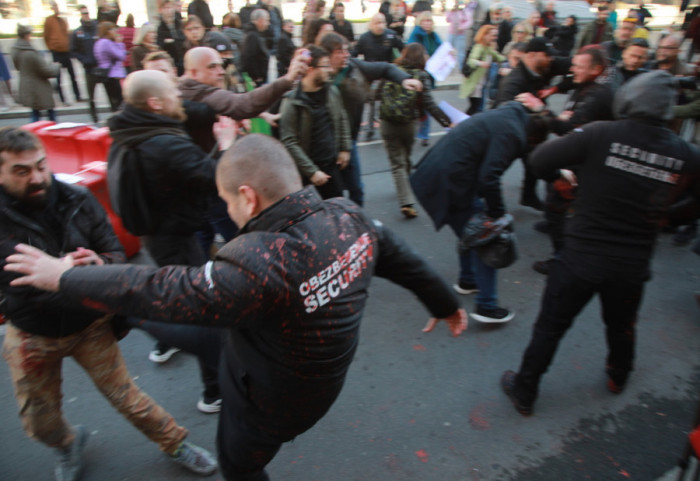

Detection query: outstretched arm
xmin=372 ymin=221 xmax=466 ymax=336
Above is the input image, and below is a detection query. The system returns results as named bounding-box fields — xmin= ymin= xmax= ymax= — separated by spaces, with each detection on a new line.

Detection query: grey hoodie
xmin=613 ymin=70 xmax=676 ymax=122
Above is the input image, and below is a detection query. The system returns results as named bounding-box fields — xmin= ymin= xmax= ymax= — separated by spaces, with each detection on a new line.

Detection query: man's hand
xmin=515 ymin=92 xmax=545 ymax=113
xmin=402 ymin=78 xmax=423 ymax=92
xmin=213 ymin=116 xmax=237 ymax=151
xmin=66 ymin=247 xmax=104 ymax=266
xmin=557 ymin=110 xmax=574 ymax=121
xmin=310 ymin=170 xmax=331 ymax=186
xmin=259 ymin=111 xmax=281 ymax=127
xmin=422 ymin=308 xmax=468 ymax=337
xmin=336 ymin=151 xmax=350 ymax=170
xmin=4 ymin=244 xmax=73 ymax=292
xmin=283 ymin=50 xmax=310 ymax=82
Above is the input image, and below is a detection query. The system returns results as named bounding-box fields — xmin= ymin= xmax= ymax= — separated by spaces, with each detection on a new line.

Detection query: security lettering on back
xmin=605 ymin=142 xmax=684 ymax=184
xmin=300 ymin=233 xmax=374 ymax=313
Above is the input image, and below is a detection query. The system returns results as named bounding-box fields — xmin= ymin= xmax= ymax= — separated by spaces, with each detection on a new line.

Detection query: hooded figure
xmin=501 ymin=70 xmax=700 ymax=417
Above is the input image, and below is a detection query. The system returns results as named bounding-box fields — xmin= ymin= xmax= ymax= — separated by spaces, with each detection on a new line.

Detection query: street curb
xmin=0 ymin=83 xmax=462 ymax=122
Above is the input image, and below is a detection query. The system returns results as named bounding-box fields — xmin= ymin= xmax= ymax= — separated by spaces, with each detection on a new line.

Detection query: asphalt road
xmin=0 ymin=89 xmax=699 ymax=481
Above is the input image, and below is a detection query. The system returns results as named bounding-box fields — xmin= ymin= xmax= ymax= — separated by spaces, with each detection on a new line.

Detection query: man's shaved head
xmin=217 ymin=134 xmax=302 ymax=202
xmin=123 ymin=69 xmax=185 ymax=120
xmin=124 ymin=69 xmax=171 ymax=110
xmin=184 ymin=46 xmax=218 ymax=71
xmin=184 ymin=47 xmax=225 ymax=87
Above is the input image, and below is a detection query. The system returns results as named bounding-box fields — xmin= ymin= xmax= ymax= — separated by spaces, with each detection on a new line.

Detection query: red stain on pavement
xmin=469 ymin=403 xmax=491 ymax=430
xmin=413 ymin=344 xmax=426 ymax=351
xmin=415 ymin=449 xmax=429 ymax=462
xmin=620 ymin=469 xmax=631 ymax=477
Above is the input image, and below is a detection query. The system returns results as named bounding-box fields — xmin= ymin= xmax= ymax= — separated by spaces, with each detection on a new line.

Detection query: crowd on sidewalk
xmin=1 ymin=0 xmax=700 ymax=481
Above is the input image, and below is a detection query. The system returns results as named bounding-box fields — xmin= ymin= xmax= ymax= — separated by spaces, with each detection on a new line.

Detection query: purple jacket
xmin=93 ymin=37 xmax=126 ymax=78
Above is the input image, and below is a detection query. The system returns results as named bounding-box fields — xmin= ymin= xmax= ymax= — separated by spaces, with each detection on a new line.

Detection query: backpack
xmin=107 ymin=143 xmax=159 ymax=236
xmin=379 ymin=70 xmax=421 ymax=124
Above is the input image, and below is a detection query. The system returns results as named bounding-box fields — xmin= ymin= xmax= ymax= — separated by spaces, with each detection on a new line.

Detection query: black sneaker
xmin=520 ymin=195 xmax=543 ymax=211
xmin=501 ymin=370 xmax=533 ymax=416
xmin=453 ymin=281 xmax=479 ymax=295
xmin=471 ymin=306 xmax=514 ymax=323
xmin=672 ymin=225 xmax=697 ymax=246
xmin=532 ymin=258 xmax=555 ymax=275
xmin=533 ymin=220 xmax=551 ymax=234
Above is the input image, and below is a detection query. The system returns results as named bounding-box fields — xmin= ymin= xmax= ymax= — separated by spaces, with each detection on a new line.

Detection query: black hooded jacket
xmin=107 ymin=104 xmax=218 ymax=236
xmin=530 ymin=71 xmax=700 ymax=266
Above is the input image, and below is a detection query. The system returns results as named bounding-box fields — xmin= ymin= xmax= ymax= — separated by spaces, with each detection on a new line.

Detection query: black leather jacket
xmin=59 ymin=187 xmax=459 ymax=438
xmin=0 ymin=180 xmax=125 ymax=337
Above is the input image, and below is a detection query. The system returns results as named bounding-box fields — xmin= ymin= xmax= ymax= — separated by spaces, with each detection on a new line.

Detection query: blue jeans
xmin=448 ymin=33 xmax=466 ymax=67
xmin=31 ymin=109 xmax=56 ymax=122
xmin=417 ymin=117 xmax=430 ymax=140
xmin=452 ymin=198 xmax=498 ymax=309
xmin=340 ymin=140 xmax=364 ymax=206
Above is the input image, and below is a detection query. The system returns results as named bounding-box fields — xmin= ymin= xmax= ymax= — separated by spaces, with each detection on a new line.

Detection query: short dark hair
xmin=526 ymin=114 xmax=550 ymax=147
xmin=98 ymin=21 xmax=116 ymax=39
xmin=627 ymin=38 xmax=650 ymax=49
xmin=577 ymin=44 xmax=609 ymax=70
xmin=306 ymin=44 xmax=330 ymax=68
xmin=396 ymin=43 xmax=427 ymax=70
xmin=0 ymin=127 xmax=42 ymax=166
xmin=319 ymin=32 xmax=347 ymax=54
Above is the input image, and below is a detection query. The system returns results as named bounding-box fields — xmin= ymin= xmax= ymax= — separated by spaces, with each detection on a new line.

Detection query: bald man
xmin=652 ymin=34 xmax=689 ymax=76
xmin=353 ymin=13 xmax=403 ymax=62
xmin=107 ymin=69 xmax=235 ymax=412
xmin=178 ymin=46 xmax=306 ymax=152
xmin=7 ymin=134 xmax=467 ymax=481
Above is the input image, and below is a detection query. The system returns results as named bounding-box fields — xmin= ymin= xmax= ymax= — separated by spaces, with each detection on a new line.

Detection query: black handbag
xmin=90 ymin=66 xmax=110 ymax=81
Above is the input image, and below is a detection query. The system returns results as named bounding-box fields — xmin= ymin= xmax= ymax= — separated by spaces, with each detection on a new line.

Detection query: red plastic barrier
xmin=75 ymin=127 xmax=112 ymax=166
xmin=55 ymin=165 xmax=141 ymax=258
xmin=21 ymin=120 xmax=56 ymax=134
xmin=33 ymin=123 xmax=94 ymax=174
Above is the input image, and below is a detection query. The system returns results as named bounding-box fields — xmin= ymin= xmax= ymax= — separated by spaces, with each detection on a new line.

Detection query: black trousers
xmin=141 ymin=233 xmax=221 ymax=400
xmin=514 ymin=254 xmax=645 ymax=406
xmin=52 ymin=51 xmax=81 ymax=103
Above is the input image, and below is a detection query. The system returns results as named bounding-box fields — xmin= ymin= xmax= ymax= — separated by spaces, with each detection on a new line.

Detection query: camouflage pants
xmin=3 ymin=316 xmax=187 ymax=453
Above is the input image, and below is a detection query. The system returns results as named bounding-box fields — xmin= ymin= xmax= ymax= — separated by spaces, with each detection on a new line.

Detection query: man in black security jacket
xmin=6 ymin=134 xmax=468 ymax=481
xmin=0 ymin=128 xmax=217 ymax=480
xmin=501 ymin=71 xmax=700 ymax=416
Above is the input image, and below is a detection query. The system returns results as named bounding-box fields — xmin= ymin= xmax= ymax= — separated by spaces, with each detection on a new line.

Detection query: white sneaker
xmin=148 ymin=347 xmax=181 ymax=363
xmin=197 ymin=397 xmax=222 ymax=414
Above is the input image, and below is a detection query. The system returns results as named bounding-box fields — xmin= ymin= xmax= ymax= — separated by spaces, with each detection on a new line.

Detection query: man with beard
xmin=107 ymin=69 xmax=235 ymax=413
xmin=0 ymin=127 xmax=217 ymax=481
xmin=279 ymin=45 xmax=351 ymax=200
xmin=651 ymin=34 xmax=689 ymax=76
xmin=607 ymin=38 xmax=649 ymax=92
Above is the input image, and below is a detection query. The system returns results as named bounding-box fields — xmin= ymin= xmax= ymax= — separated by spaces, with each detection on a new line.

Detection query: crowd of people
xmin=1 ymin=1 xmax=700 ymax=480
